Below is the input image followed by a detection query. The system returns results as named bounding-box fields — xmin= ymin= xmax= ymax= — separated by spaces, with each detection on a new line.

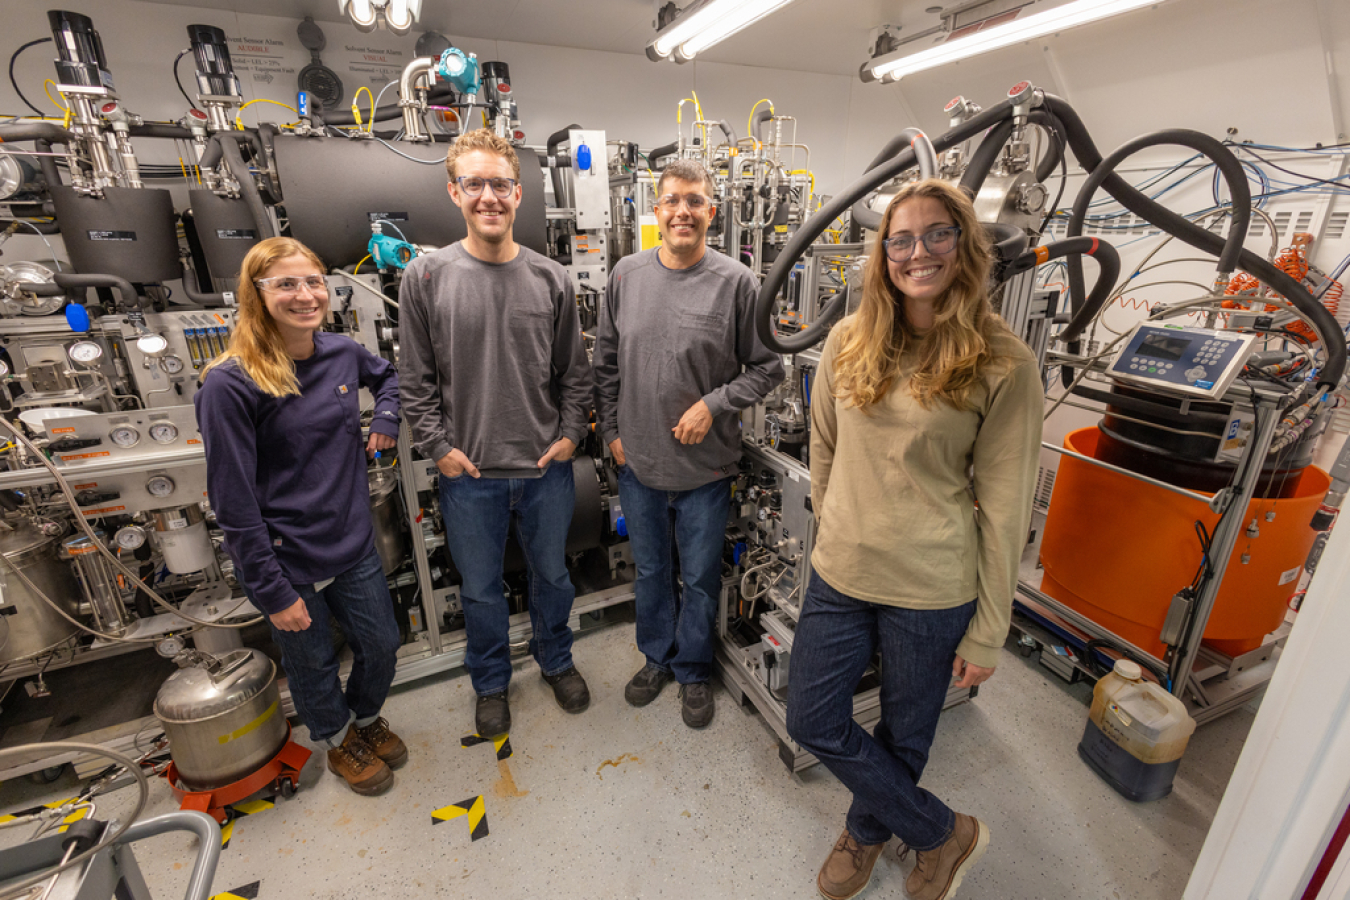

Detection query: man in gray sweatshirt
xmin=594 ymin=159 xmax=784 ymax=728
xmin=398 ymin=129 xmax=593 ymax=738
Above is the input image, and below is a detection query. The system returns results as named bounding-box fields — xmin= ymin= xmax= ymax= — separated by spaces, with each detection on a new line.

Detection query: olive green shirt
xmin=809 ymin=321 xmax=1044 ymax=669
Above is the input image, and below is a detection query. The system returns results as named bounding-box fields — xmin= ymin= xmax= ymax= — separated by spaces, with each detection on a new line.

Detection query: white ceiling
xmin=137 ymin=0 xmax=952 ymax=77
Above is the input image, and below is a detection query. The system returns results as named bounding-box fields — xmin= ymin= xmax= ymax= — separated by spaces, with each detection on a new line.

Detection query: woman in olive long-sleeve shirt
xmin=787 ymin=180 xmax=1043 ymax=900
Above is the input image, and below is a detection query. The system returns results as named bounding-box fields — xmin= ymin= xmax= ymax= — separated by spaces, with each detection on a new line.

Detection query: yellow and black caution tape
xmin=220 ymin=796 xmax=277 ymax=849
xmin=211 ymin=881 xmax=260 ymax=900
xmin=461 ymin=732 xmax=512 ymax=761
xmin=432 ymin=795 xmax=488 ymax=841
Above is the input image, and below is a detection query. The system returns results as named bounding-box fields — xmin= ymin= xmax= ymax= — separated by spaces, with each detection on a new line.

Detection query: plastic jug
xmin=1077 ymin=659 xmax=1197 ymax=801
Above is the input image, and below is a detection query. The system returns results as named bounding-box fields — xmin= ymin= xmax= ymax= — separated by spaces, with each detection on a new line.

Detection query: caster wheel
xmin=278 ymin=778 xmax=297 ymax=800
xmin=27 ymin=764 xmax=66 ymax=785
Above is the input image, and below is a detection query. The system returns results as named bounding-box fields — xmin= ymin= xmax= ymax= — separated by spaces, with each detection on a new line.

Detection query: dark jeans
xmin=786 ymin=574 xmax=975 ymax=851
xmin=267 ymin=547 xmax=401 ymax=744
xmin=617 ymin=467 xmax=732 ymax=684
xmin=439 ymin=461 xmax=577 ymax=696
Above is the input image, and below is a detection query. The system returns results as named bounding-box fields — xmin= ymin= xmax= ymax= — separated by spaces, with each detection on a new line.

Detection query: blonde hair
xmin=833 ymin=179 xmax=1011 ymax=411
xmin=445 ymin=128 xmax=521 ymax=181
xmin=200 ymin=237 xmax=326 ymax=397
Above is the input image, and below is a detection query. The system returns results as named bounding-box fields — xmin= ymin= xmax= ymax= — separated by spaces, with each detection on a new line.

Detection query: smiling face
xmin=885 ymin=195 xmax=960 ymax=315
xmin=448 ymin=148 xmax=521 ymax=254
xmin=655 ymin=175 xmax=715 ymax=264
xmin=259 ymin=254 xmax=329 ymax=343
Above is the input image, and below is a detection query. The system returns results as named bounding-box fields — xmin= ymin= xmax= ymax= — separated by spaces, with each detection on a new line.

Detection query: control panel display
xmin=1107 ymin=323 xmax=1257 ymax=400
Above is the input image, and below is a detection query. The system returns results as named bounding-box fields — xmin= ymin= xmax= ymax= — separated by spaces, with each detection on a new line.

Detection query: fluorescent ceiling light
xmin=866 ymin=0 xmax=1163 ymax=83
xmin=649 ymin=0 xmax=797 ymax=62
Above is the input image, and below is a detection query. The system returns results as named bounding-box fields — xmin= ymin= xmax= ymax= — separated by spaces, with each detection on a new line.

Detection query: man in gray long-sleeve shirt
xmin=399 ymin=129 xmax=593 ymax=738
xmin=594 ymin=159 xmax=784 ymax=728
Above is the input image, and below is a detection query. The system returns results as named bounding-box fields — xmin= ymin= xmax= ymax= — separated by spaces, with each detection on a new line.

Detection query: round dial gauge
xmin=146 ymin=475 xmax=176 ymax=498
xmin=114 ymin=525 xmax=146 ymax=549
xmin=160 ymin=355 xmax=185 ymax=375
xmin=156 ymin=635 xmax=185 ymax=658
xmin=149 ymin=422 xmax=179 ymax=444
xmin=109 ymin=425 xmax=140 ymax=448
xmin=136 ymin=333 xmax=169 ymax=357
xmin=67 ymin=340 xmax=103 ymax=366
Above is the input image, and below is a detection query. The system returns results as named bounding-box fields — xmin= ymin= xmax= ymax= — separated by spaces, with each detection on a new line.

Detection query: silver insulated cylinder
xmin=152 ymin=505 xmax=215 ymax=574
xmin=368 ymin=467 xmax=406 ymax=575
xmin=154 ymin=648 xmax=287 ymax=791
xmin=0 ymin=523 xmax=82 ymax=663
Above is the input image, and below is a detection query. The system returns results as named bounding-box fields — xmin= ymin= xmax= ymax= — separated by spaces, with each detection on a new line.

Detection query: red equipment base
xmin=162 ymin=722 xmax=313 ymax=824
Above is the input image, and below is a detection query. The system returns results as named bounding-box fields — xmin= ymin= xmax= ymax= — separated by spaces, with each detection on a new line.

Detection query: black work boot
xmin=679 ymin=681 xmax=715 ymax=728
xmin=542 ymin=666 xmax=590 ymax=713
xmin=475 ymin=690 xmax=511 ymax=737
xmin=624 ymin=663 xmax=673 ymax=707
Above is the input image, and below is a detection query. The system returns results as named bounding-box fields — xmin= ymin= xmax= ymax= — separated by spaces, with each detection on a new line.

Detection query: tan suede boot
xmin=326 ymin=728 xmax=393 ymax=796
xmin=817 ymin=829 xmax=885 ymax=900
xmin=354 ymin=717 xmax=408 ymax=769
xmin=904 ymin=813 xmax=990 ymax=900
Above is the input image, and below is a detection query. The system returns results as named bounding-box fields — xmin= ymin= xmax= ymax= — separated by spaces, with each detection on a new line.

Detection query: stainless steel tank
xmin=154 ymin=648 xmax=287 ymax=791
xmin=368 ymin=467 xmax=406 ymax=575
xmin=0 ymin=523 xmax=82 ymax=663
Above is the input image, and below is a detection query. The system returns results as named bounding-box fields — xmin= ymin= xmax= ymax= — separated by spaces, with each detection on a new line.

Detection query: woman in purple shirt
xmin=195 ymin=237 xmax=406 ymax=796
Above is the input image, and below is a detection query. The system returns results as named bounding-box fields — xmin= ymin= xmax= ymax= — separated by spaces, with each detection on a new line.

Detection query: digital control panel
xmin=1106 ymin=323 xmax=1257 ymax=400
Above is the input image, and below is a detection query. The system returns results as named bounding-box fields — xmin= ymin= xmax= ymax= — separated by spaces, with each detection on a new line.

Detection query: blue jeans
xmin=786 ymin=574 xmax=976 ymax=851
xmin=618 ymin=466 xmax=732 ymax=684
xmin=439 ymin=461 xmax=577 ymax=696
xmin=267 ymin=547 xmax=401 ymax=745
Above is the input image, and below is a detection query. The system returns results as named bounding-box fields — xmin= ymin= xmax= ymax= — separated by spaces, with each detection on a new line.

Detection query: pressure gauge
xmin=160 ymin=355 xmax=185 ymax=375
xmin=67 ymin=340 xmax=103 ymax=367
xmin=109 ymin=425 xmax=140 ymax=448
xmin=136 ymin=332 xmax=169 ymax=357
xmin=156 ymin=635 xmax=185 ymax=658
xmin=146 ymin=475 xmax=176 ymax=498
xmin=149 ymin=422 xmax=179 ymax=444
xmin=114 ymin=524 xmax=146 ymax=550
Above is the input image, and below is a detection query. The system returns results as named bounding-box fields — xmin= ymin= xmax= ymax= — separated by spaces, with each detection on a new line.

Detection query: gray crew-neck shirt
xmin=594 ymin=247 xmax=785 ymax=491
xmin=398 ymin=242 xmax=592 ymax=479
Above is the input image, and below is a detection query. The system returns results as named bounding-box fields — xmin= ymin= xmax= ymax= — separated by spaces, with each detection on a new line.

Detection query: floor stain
xmin=595 ymin=753 xmax=641 ymax=779
xmin=334 ymin=811 xmax=352 ymax=829
xmin=493 ymin=760 xmax=530 ymax=798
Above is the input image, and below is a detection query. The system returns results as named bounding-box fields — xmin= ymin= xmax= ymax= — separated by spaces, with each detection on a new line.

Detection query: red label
xmin=513 ymin=131 xmax=525 ymax=141
xmin=73 ymin=482 xmax=98 ymax=490
xmin=81 ymin=505 xmax=125 ymax=516
xmin=499 ymin=83 xmax=511 ymax=93
xmin=189 ymin=109 xmax=208 ymax=120
xmin=944 ymin=96 xmax=963 ymax=113
xmin=187 ymin=438 xmax=202 ymax=445
xmin=52 ymin=427 xmax=77 ymax=434
xmin=101 ymin=102 xmax=118 ymax=114
xmin=1008 ymin=80 xmax=1031 ymax=98
xmin=62 ymin=451 xmax=111 ymax=460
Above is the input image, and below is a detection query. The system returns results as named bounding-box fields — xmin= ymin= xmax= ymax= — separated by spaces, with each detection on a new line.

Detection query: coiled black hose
xmin=215 ymin=134 xmax=277 ymax=240
xmin=1043 ymin=94 xmax=1344 ymax=389
xmin=850 ymin=128 xmax=939 ymax=234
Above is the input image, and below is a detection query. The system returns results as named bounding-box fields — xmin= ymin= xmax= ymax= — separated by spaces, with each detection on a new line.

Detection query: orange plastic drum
xmin=1039 ymin=427 xmax=1328 ymax=658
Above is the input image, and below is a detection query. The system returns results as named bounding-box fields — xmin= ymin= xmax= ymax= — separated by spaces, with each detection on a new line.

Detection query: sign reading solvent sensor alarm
xmin=1106 ymin=323 xmax=1256 ymax=400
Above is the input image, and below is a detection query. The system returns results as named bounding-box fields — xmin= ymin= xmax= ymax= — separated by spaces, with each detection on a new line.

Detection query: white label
xmin=165 ymin=517 xmax=189 ymax=531
xmin=788 ymin=472 xmax=800 ymax=482
xmin=1278 ymin=567 xmax=1301 ymax=586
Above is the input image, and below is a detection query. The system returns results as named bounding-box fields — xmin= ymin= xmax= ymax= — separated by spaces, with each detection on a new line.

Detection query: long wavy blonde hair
xmin=200 ymin=237 xmax=326 ymax=397
xmin=832 ymin=178 xmax=1009 ymax=411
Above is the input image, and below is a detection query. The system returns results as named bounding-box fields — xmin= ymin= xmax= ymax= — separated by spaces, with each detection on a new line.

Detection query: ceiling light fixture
xmin=647 ymin=0 xmax=799 ymax=63
xmin=862 ymin=0 xmax=1163 ymax=84
xmin=339 ymin=0 xmax=422 ymax=36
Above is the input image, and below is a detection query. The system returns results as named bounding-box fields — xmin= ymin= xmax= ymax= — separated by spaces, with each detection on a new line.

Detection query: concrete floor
xmin=0 ymin=614 xmax=1253 ymax=900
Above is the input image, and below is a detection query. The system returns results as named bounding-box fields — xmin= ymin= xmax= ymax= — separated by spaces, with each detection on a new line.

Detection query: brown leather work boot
xmin=817 ymin=829 xmax=885 ymax=900
xmin=326 ymin=728 xmax=393 ymax=796
xmin=904 ymin=813 xmax=990 ymax=900
xmin=353 ymin=717 xmax=408 ymax=770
